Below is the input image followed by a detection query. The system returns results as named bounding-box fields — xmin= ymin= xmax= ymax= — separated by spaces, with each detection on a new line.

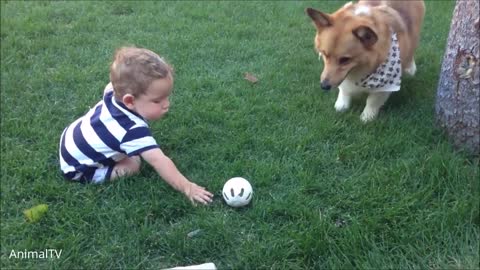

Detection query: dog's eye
xmin=339 ymin=57 xmax=351 ymax=65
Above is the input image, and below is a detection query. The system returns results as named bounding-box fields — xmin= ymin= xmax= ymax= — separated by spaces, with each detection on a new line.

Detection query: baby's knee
xmin=122 ymin=156 xmax=141 ymax=174
xmin=130 ymin=156 xmax=141 ymax=172
xmin=111 ymin=156 xmax=142 ymax=180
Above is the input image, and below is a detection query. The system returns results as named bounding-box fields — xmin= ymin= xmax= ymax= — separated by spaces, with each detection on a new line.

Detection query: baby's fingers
xmin=203 ymin=190 xmax=214 ymax=198
xmin=195 ymin=192 xmax=213 ymax=205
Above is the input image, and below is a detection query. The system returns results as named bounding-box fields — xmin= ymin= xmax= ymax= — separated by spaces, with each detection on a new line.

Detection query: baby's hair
xmin=110 ymin=47 xmax=173 ymax=99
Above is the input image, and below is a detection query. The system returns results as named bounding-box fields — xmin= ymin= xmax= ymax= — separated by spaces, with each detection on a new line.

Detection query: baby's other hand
xmin=184 ymin=182 xmax=213 ymax=206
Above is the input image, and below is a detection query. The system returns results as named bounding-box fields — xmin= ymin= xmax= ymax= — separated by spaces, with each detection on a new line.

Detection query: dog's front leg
xmin=334 ymin=87 xmax=352 ymax=112
xmin=361 ymin=92 xmax=391 ymax=122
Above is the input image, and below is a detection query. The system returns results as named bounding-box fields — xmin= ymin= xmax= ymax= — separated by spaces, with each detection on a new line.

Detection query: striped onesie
xmin=59 ymin=87 xmax=159 ymax=183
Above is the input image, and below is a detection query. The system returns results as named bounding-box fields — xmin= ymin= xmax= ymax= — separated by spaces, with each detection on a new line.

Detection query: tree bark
xmin=436 ymin=0 xmax=480 ymax=156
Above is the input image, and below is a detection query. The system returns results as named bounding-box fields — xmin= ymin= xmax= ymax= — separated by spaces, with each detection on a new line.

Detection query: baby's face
xmin=134 ymin=76 xmax=173 ymax=121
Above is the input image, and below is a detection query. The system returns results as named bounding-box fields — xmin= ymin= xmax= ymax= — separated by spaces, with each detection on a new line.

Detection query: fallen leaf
xmin=244 ymin=72 xmax=259 ymax=83
xmin=24 ymin=204 xmax=48 ymax=223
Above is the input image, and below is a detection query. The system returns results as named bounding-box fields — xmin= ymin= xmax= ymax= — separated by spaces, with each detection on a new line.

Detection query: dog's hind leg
xmin=404 ymin=58 xmax=417 ymax=76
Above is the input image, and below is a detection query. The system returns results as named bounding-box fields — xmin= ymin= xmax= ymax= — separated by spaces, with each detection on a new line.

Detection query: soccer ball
xmin=222 ymin=177 xmax=253 ymax=207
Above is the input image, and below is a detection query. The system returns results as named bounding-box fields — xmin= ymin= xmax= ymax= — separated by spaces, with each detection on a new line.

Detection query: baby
xmin=59 ymin=47 xmax=213 ymax=205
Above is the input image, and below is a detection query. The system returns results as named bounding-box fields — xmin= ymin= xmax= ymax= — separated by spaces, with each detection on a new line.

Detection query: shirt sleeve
xmin=120 ymin=126 xmax=159 ymax=156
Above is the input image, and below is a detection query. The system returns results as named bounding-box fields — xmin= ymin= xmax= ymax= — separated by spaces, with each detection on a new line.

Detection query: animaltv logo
xmin=9 ymin=249 xmax=62 ymax=259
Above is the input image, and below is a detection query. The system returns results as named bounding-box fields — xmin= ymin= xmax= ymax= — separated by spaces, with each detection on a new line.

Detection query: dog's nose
xmin=320 ymin=80 xmax=332 ymax=91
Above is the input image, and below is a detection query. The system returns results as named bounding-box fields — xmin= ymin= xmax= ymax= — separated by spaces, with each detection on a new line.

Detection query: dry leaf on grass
xmin=244 ymin=72 xmax=259 ymax=83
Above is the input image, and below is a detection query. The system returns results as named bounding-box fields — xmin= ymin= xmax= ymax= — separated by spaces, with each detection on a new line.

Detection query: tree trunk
xmin=436 ymin=0 xmax=480 ymax=156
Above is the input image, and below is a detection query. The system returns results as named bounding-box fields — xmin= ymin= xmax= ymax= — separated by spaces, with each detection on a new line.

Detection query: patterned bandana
xmin=355 ymin=32 xmax=402 ymax=92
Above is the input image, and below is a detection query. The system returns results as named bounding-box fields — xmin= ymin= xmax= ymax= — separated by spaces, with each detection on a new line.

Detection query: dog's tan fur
xmin=306 ymin=0 xmax=425 ymax=122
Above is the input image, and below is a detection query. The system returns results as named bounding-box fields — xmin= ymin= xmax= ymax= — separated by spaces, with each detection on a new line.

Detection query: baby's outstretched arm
xmin=141 ymin=148 xmax=213 ymax=205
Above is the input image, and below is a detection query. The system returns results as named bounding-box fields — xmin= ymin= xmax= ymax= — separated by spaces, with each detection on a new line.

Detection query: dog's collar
xmin=355 ymin=32 xmax=402 ymax=92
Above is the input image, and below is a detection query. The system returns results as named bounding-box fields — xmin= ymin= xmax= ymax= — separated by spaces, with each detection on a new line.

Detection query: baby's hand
xmin=184 ymin=182 xmax=213 ymax=206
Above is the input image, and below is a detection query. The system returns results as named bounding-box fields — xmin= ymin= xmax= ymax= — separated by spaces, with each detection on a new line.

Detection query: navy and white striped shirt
xmin=59 ymin=90 xmax=159 ymax=178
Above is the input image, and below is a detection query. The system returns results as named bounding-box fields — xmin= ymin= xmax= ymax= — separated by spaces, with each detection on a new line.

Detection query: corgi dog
xmin=306 ymin=0 xmax=425 ymax=122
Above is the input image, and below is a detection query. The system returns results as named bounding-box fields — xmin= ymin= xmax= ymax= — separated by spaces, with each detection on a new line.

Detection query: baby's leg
xmin=110 ymin=156 xmax=141 ymax=180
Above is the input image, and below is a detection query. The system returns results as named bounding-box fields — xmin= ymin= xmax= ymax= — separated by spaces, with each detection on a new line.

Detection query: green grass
xmin=1 ymin=1 xmax=478 ymax=269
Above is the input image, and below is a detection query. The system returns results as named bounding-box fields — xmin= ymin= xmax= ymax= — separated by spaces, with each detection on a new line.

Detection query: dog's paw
xmin=360 ymin=108 xmax=378 ymax=122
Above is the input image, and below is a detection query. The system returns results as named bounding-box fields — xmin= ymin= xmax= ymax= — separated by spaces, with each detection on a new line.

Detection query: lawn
xmin=1 ymin=1 xmax=478 ymax=269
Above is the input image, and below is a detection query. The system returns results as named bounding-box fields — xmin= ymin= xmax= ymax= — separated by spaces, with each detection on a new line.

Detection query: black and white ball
xmin=222 ymin=177 xmax=253 ymax=207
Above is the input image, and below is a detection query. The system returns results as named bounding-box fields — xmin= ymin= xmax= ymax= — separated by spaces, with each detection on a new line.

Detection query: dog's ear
xmin=352 ymin=26 xmax=378 ymax=48
xmin=305 ymin=8 xmax=332 ymax=29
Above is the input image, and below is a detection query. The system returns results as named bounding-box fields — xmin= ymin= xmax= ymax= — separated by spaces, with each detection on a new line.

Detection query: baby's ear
xmin=305 ymin=8 xmax=333 ymax=30
xmin=122 ymin=94 xmax=135 ymax=109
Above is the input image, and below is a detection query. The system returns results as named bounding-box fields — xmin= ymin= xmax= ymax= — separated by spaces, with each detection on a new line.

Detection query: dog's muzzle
xmin=320 ymin=80 xmax=332 ymax=91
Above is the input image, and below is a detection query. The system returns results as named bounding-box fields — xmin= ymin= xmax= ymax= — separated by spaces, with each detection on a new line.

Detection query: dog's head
xmin=306 ymin=3 xmax=386 ymax=90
